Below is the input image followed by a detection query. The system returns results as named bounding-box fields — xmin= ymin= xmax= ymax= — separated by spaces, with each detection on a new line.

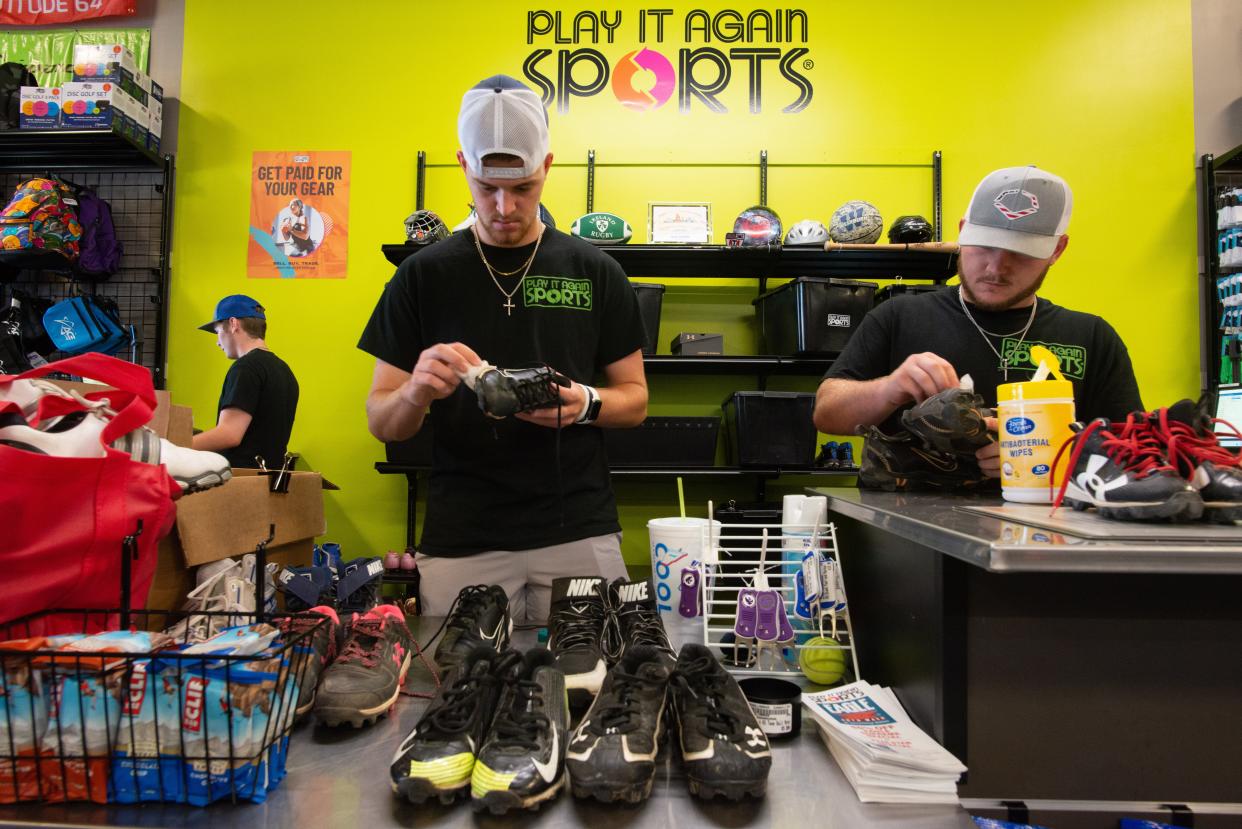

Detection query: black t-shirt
xmin=357 ymin=228 xmax=646 ymax=557
xmin=217 ymin=349 xmax=300 ymax=469
xmin=826 ymin=287 xmax=1143 ymax=434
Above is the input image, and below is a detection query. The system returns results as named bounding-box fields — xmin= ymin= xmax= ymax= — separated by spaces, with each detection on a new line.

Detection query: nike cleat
xmin=547 ymin=577 xmax=609 ymax=709
xmin=391 ymin=647 xmax=516 ymax=805
xmin=670 ymin=644 xmax=771 ymax=800
xmin=471 ymin=648 xmax=569 ymax=814
xmin=434 ymin=584 xmax=512 ymax=677
xmin=470 ymin=365 xmax=571 ymax=419
xmin=610 ymin=578 xmax=676 ymax=667
xmin=565 ymin=646 xmax=672 ymax=804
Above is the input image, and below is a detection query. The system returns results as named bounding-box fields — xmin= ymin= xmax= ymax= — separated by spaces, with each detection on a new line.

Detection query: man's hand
xmin=399 ymin=342 xmax=481 ymax=410
xmin=976 ymin=415 xmax=1001 ymax=478
xmin=517 ymin=378 xmax=588 ymax=429
xmin=882 ymin=352 xmax=960 ymax=407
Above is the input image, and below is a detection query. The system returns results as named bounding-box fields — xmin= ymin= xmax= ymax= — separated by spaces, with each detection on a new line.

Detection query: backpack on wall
xmin=0 ymin=62 xmax=37 ymax=130
xmin=0 ymin=178 xmax=83 ymax=270
xmin=42 ymin=294 xmax=127 ymax=355
xmin=73 ymin=187 xmax=123 ymax=279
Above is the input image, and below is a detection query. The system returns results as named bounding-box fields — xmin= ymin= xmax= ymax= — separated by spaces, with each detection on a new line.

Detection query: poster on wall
xmin=247 ymin=151 xmax=350 ymax=279
xmin=0 ymin=0 xmax=135 ymax=26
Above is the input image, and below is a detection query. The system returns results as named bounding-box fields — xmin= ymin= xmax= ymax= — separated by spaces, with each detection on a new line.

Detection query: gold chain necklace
xmin=472 ymin=226 xmax=544 ymax=316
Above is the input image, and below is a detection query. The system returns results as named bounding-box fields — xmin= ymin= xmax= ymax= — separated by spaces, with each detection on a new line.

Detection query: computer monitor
xmin=1213 ymin=387 xmax=1242 ymax=448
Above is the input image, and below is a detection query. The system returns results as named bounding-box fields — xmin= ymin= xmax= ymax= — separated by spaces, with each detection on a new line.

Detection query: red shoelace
xmin=1050 ymin=418 xmax=1175 ymax=510
xmin=1148 ymin=409 xmax=1242 ymax=473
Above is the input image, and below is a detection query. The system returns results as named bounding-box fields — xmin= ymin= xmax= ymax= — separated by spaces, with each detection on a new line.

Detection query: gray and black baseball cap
xmin=458 ymin=75 xmax=550 ymax=180
xmin=958 ymin=166 xmax=1072 ymax=259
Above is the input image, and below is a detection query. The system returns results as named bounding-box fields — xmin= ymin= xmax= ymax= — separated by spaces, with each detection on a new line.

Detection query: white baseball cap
xmin=458 ymin=75 xmax=550 ymax=180
xmin=958 ymin=166 xmax=1073 ymax=259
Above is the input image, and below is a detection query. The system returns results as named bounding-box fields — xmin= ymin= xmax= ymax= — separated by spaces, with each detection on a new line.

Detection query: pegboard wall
xmin=1 ymin=167 xmax=171 ymax=387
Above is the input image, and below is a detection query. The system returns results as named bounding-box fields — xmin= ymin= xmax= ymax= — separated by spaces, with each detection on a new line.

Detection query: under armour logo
xmin=1076 ymin=454 xmax=1127 ymax=496
xmin=745 ymin=726 xmax=765 ymax=748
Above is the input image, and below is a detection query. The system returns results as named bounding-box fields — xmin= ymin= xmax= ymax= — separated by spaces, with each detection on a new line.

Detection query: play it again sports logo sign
xmin=522 ymin=7 xmax=813 ymax=114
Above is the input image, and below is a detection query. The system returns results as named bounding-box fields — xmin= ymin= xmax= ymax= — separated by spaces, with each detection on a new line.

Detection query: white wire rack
xmin=694 ymin=519 xmax=861 ymax=682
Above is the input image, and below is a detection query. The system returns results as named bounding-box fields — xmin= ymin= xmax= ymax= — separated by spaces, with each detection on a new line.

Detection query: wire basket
xmin=699 ymin=521 xmax=861 ymax=682
xmin=0 ymin=608 xmax=326 ymax=805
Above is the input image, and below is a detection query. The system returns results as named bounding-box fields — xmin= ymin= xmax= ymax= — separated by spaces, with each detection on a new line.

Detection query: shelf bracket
xmin=759 ymin=150 xmax=768 ymax=206
xmin=416 ymin=151 xmax=426 ymax=211
xmin=932 ymin=150 xmax=943 ymax=242
xmin=586 ymin=149 xmax=596 ymax=213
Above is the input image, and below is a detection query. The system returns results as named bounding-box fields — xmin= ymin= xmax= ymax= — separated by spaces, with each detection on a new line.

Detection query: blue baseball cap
xmin=199 ymin=294 xmax=266 ymax=332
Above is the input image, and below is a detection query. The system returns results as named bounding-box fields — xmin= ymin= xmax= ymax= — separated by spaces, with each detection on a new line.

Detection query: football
xmin=571 ymin=212 xmax=633 ymax=245
xmin=829 ymin=200 xmax=884 ymax=244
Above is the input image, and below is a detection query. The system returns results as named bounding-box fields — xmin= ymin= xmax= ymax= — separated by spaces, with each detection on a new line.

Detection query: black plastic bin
xmin=753 ymin=277 xmax=877 ymax=355
xmin=875 ymin=282 xmax=946 ymax=304
xmin=722 ymin=391 xmax=817 ymax=467
xmin=604 ymin=416 xmax=719 ymax=467
xmin=632 ymin=282 xmax=665 ymax=355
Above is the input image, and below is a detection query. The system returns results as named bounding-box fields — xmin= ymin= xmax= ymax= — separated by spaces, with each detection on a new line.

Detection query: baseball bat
xmin=823 ymin=241 xmax=959 ymax=253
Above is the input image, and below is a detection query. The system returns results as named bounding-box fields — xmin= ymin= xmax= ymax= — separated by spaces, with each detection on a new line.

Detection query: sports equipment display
xmin=390 ymin=647 xmax=518 ymax=804
xmin=798 ymin=636 xmax=847 ymax=685
xmin=570 ymin=212 xmax=633 ymax=245
xmin=732 ymin=205 xmax=782 ymax=246
xmin=886 ymin=214 xmax=934 ymax=243
xmin=434 ymin=584 xmax=512 ymax=676
xmin=313 ymin=604 xmax=414 ymax=727
xmin=565 ymin=646 xmax=672 ymax=803
xmin=670 ymin=644 xmax=772 ymax=799
xmin=471 ymin=648 xmax=569 ymax=814
xmin=547 ymin=576 xmax=609 ymax=708
xmin=1051 ymin=418 xmax=1204 ymax=521
xmin=784 ymin=218 xmax=829 ymax=246
xmin=828 ymin=200 xmax=883 ymax=244
xmin=404 ymin=210 xmax=450 ymax=245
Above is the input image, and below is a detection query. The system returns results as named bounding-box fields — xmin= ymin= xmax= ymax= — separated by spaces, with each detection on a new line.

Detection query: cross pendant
xmin=503 ymin=297 xmax=515 ymax=316
xmin=1001 ymin=359 xmax=1008 ymax=381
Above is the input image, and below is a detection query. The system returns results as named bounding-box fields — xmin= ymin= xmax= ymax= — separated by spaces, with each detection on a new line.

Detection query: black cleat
xmin=547 ymin=577 xmax=609 ymax=709
xmin=434 ymin=584 xmax=512 ymax=677
xmin=474 ymin=365 xmax=571 ymax=419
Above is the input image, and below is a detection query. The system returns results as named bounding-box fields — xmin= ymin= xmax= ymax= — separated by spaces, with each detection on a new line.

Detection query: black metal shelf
xmin=376 ymin=462 xmax=853 ymax=477
xmin=643 ymin=354 xmax=832 ymax=376
xmin=0 ymin=128 xmax=163 ymax=171
xmin=598 ymin=244 xmax=958 ymax=283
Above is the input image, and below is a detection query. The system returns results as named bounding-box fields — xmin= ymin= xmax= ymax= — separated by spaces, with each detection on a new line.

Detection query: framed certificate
xmin=648 ymin=202 xmax=712 ymax=244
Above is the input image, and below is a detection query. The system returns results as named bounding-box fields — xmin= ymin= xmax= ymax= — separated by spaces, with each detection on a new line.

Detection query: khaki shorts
xmin=415 ymin=533 xmax=628 ymax=624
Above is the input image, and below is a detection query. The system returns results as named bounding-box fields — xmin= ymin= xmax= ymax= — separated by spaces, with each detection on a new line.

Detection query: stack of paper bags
xmin=803 ymin=681 xmax=966 ymax=804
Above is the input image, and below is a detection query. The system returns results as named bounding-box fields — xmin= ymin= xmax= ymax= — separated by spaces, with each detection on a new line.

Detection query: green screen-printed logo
xmin=524 ymin=276 xmax=593 ymax=311
xmin=1000 ymin=338 xmax=1087 ymax=380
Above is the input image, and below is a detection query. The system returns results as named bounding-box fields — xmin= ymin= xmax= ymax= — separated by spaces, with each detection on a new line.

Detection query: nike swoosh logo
xmin=531 ymin=725 xmax=558 ymax=783
xmin=479 ymin=618 xmax=504 ymax=643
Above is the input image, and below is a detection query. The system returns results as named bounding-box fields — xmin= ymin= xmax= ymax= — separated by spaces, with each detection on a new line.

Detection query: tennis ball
xmin=799 ymin=636 xmax=847 ymax=685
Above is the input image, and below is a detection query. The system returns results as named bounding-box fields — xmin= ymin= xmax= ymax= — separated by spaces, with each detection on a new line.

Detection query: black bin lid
xmin=753 ymin=276 xmax=878 ymax=304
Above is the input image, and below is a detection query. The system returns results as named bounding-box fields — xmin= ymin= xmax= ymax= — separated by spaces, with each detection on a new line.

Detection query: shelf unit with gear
xmin=376 ymin=150 xmax=957 ymax=549
xmin=1200 ymin=146 xmax=1242 ymax=397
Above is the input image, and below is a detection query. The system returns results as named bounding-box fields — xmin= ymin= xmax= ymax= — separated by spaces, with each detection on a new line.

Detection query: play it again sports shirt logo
xmin=522 ymin=8 xmax=814 ymax=114
xmin=524 ymin=276 xmax=592 ymax=310
xmin=1001 ymin=339 xmax=1087 ymax=380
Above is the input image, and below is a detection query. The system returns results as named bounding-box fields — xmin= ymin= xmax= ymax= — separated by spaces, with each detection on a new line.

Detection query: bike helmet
xmin=784 ymin=219 xmax=830 ymax=246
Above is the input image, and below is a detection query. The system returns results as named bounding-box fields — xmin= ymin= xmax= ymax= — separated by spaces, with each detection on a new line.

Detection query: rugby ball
xmin=571 ymin=212 xmax=633 ymax=245
xmin=829 ymin=200 xmax=884 ymax=244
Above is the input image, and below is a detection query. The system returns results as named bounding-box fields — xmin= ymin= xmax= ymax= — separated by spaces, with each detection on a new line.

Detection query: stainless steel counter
xmin=0 ymin=622 xmax=975 ymax=829
xmin=813 ymin=488 xmax=1242 ymax=573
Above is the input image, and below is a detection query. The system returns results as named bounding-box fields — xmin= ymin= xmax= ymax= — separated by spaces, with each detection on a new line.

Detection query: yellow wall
xmin=171 ymin=0 xmax=1198 ymax=564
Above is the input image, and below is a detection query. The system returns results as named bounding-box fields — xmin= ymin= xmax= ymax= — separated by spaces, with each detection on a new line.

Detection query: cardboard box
xmin=18 ymin=86 xmax=60 ymax=129
xmin=173 ymin=470 xmax=327 ymax=567
xmin=146 ymin=535 xmax=311 ymax=613
xmin=72 ymin=43 xmax=139 ymax=83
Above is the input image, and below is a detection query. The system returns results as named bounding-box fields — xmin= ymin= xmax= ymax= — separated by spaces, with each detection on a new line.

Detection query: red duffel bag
xmin=0 ymin=353 xmax=179 ymax=634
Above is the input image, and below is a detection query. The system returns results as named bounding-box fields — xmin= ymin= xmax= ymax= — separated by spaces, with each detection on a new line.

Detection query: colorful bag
xmin=0 ymin=353 xmax=180 ymax=635
xmin=42 ymin=295 xmax=127 ymax=355
xmin=0 ymin=178 xmax=83 ymax=264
